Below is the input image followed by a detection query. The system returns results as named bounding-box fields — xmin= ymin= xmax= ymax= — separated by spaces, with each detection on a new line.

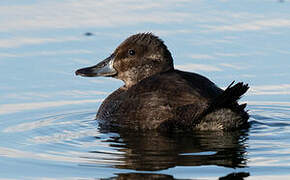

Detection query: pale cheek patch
xmin=119 ymin=68 xmax=138 ymax=88
xmin=147 ymin=54 xmax=162 ymax=62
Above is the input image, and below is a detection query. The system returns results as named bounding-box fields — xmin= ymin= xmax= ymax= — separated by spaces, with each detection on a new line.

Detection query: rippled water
xmin=1 ymin=0 xmax=290 ymax=179
xmin=1 ymin=103 xmax=290 ymax=179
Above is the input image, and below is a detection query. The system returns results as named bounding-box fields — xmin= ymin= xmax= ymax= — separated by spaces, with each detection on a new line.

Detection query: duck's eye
xmin=128 ymin=49 xmax=135 ymax=56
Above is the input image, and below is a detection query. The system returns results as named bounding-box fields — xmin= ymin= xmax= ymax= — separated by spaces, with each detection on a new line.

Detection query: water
xmin=1 ymin=0 xmax=290 ymax=179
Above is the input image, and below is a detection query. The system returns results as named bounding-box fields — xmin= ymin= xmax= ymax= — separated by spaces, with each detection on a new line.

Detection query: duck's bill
xmin=75 ymin=54 xmax=117 ymax=77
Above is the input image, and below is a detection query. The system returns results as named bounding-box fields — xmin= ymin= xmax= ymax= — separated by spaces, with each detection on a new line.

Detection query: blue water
xmin=1 ymin=0 xmax=290 ymax=179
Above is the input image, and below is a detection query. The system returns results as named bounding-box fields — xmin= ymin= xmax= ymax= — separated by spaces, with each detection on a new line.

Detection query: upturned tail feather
xmin=201 ymin=81 xmax=249 ymax=118
xmin=211 ymin=81 xmax=249 ymax=109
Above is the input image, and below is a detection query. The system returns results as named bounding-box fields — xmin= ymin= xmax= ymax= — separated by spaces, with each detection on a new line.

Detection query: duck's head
xmin=75 ymin=33 xmax=174 ymax=88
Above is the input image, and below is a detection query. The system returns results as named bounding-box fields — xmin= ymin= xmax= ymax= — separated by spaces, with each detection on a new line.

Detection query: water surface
xmin=1 ymin=0 xmax=290 ymax=179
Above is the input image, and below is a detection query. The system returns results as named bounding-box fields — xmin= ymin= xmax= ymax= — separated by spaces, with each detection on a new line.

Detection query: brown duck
xmin=76 ymin=33 xmax=249 ymax=131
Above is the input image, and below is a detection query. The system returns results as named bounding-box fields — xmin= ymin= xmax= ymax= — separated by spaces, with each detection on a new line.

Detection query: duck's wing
xmin=160 ymin=81 xmax=249 ymax=131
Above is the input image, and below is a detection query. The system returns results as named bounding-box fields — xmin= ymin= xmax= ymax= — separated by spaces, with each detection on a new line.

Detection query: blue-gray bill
xmin=75 ymin=54 xmax=117 ymax=77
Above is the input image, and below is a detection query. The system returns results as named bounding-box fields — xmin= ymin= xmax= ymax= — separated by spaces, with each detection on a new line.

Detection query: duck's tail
xmin=201 ymin=81 xmax=249 ymax=118
xmin=212 ymin=81 xmax=249 ymax=109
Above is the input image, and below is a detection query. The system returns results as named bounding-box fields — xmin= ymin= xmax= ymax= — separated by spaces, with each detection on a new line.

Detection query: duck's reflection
xmin=95 ymin=128 xmax=249 ymax=171
xmin=102 ymin=172 xmax=250 ymax=180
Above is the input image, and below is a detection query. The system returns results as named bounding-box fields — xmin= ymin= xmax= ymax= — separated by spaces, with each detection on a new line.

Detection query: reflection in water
xmin=90 ymin=128 xmax=249 ymax=171
xmin=219 ymin=172 xmax=250 ymax=180
xmin=102 ymin=172 xmax=249 ymax=180
xmin=103 ymin=173 xmax=176 ymax=180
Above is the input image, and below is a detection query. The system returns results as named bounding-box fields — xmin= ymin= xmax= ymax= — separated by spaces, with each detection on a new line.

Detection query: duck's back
xmin=97 ymin=70 xmax=239 ymax=130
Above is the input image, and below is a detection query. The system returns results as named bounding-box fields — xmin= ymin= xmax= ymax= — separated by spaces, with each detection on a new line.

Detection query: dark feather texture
xmin=201 ymin=81 xmax=249 ymax=116
xmin=76 ymin=33 xmax=250 ymax=131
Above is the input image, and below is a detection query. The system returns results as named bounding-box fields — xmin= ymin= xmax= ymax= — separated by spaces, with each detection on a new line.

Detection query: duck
xmin=75 ymin=33 xmax=249 ymax=131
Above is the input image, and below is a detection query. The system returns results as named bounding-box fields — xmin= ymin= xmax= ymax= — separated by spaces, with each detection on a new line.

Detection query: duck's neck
xmin=119 ymin=66 xmax=174 ymax=89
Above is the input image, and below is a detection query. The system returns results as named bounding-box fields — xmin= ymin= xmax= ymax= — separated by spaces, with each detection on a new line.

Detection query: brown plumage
xmin=76 ymin=33 xmax=249 ymax=131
